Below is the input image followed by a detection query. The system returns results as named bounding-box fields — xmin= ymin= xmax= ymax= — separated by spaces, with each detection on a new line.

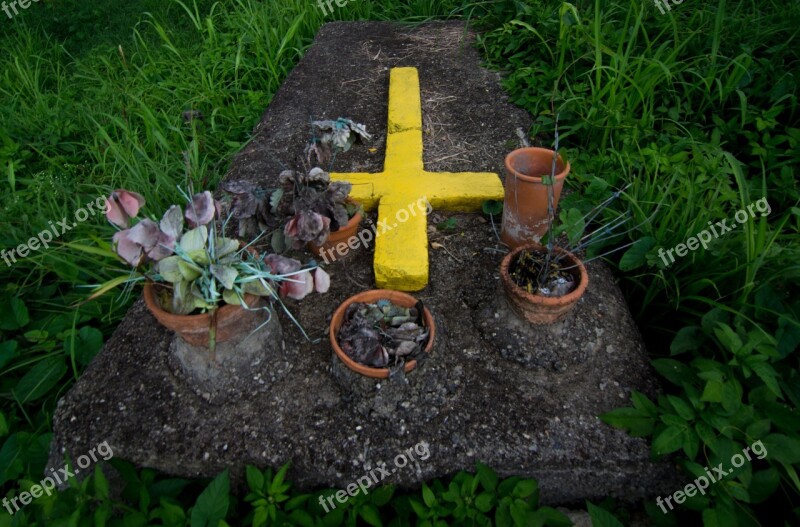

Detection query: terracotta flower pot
xmin=499 ymin=244 xmax=588 ymax=324
xmin=308 ymin=207 xmax=363 ymax=260
xmin=500 ymin=147 xmax=570 ymax=249
xmin=329 ymin=289 xmax=435 ymax=379
xmin=143 ymin=281 xmax=264 ymax=347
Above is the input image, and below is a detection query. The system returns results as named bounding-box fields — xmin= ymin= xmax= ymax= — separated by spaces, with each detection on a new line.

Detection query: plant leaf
xmin=482 ymin=200 xmax=503 ymax=216
xmin=0 ymin=340 xmax=18 ymax=369
xmin=559 ymin=208 xmax=585 ymax=246
xmin=476 ymin=462 xmax=498 ymax=492
xmin=421 ymin=483 xmax=436 ymax=508
xmin=215 ymin=238 xmax=240 ymax=259
xmin=178 ymin=260 xmax=203 ymax=282
xmin=652 ymin=425 xmax=685 ymax=456
xmin=600 ymin=407 xmax=654 ymax=437
xmin=243 ymin=279 xmax=272 ymax=297
xmin=762 ymin=434 xmax=800 ymax=464
xmin=671 ymin=326 xmax=703 ymax=355
xmin=246 ymin=466 xmax=264 ymax=492
xmin=86 ymin=274 xmax=140 ymax=302
xmin=210 ymin=265 xmax=238 ymax=290
xmin=190 ymin=469 xmax=230 ymax=527
xmin=180 ymin=226 xmax=208 ymax=252
xmin=172 ymin=281 xmax=196 ymax=315
xmin=13 ymin=356 xmax=67 ymax=404
xmin=66 ymin=327 xmax=104 ymax=366
xmin=359 ymin=504 xmax=382 ymax=527
xmin=222 ymin=288 xmax=242 ymax=306
xmin=271 ymin=230 xmax=287 ymax=254
xmin=652 ymin=358 xmax=695 ymax=386
xmin=0 ymin=298 xmax=30 ymax=330
xmin=751 ymin=362 xmax=782 ymax=398
xmin=586 ymin=502 xmax=624 ymax=527
xmin=713 ymin=323 xmax=743 ymax=354
xmin=157 ymin=256 xmax=185 ymax=283
xmin=619 ymin=236 xmax=656 ymax=271
xmin=270 ymin=189 xmax=284 ymax=215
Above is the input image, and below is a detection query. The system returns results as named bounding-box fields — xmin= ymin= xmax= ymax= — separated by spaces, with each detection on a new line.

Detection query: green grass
xmin=477 ymin=1 xmax=799 ymax=524
xmin=1 ymin=0 xmax=799 ymax=525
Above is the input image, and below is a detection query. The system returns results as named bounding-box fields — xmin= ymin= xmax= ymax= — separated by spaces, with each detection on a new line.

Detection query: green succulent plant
xmin=154 ymin=225 xmax=269 ymax=315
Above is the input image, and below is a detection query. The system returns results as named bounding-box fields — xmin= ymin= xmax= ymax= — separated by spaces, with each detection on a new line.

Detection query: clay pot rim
xmin=505 ymin=147 xmax=571 ymax=184
xmin=329 ymin=289 xmax=436 ymax=379
xmin=329 ymin=207 xmax=363 ymax=237
xmin=143 ymin=281 xmax=260 ymax=324
xmin=500 ymin=243 xmax=589 ymax=307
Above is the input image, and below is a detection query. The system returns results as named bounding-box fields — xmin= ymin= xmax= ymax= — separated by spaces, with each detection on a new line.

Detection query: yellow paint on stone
xmin=331 ymin=67 xmax=503 ymax=290
xmin=374 ymin=197 xmax=429 ymax=291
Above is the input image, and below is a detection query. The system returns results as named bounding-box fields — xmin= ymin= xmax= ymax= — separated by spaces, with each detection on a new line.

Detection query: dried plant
xmin=338 ymin=299 xmax=429 ymax=368
xmin=305 ymin=117 xmax=372 ymax=168
xmin=224 ymin=119 xmax=369 ymax=249
xmin=225 ymin=167 xmax=359 ymax=253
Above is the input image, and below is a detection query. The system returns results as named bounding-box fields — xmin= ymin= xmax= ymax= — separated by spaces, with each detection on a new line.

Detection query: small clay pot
xmin=143 ymin=281 xmax=264 ymax=347
xmin=499 ymin=243 xmax=588 ymax=324
xmin=330 ymin=289 xmax=435 ymax=378
xmin=308 ymin=206 xmax=363 ymax=261
xmin=500 ymin=147 xmax=570 ymax=249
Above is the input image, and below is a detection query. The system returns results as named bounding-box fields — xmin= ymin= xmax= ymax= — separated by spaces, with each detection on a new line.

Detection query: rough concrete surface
xmin=48 ymin=21 xmax=678 ymax=504
xmin=167 ymin=304 xmax=286 ymax=405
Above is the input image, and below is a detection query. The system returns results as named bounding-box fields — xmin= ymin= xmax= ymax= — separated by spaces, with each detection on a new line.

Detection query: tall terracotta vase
xmin=500 ymin=147 xmax=570 ymax=249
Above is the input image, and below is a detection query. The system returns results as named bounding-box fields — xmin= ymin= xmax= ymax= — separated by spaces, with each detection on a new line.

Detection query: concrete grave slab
xmin=48 ymin=21 xmax=678 ymax=504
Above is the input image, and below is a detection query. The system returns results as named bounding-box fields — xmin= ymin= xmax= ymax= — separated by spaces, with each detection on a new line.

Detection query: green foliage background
xmin=0 ymin=0 xmax=797 ymax=525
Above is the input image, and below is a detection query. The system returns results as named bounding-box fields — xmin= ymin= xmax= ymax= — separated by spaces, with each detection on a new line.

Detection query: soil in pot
xmin=509 ymin=248 xmax=579 ymax=297
xmin=500 ymin=244 xmax=588 ymax=325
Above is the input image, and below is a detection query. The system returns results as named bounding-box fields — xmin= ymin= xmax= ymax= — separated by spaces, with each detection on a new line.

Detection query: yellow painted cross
xmin=331 ymin=67 xmax=503 ymax=290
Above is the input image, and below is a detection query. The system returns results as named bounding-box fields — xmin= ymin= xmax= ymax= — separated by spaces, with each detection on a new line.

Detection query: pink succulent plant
xmin=112 ymin=219 xmax=174 ymax=267
xmin=185 ymin=191 xmax=222 ymax=227
xmin=109 ymin=193 xmax=183 ymax=267
xmin=105 ymin=190 xmax=145 ymax=228
xmin=264 ymin=254 xmax=330 ymax=300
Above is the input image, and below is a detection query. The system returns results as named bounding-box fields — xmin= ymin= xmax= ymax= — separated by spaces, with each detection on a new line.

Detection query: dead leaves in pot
xmin=338 ymin=299 xmax=429 ymax=369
